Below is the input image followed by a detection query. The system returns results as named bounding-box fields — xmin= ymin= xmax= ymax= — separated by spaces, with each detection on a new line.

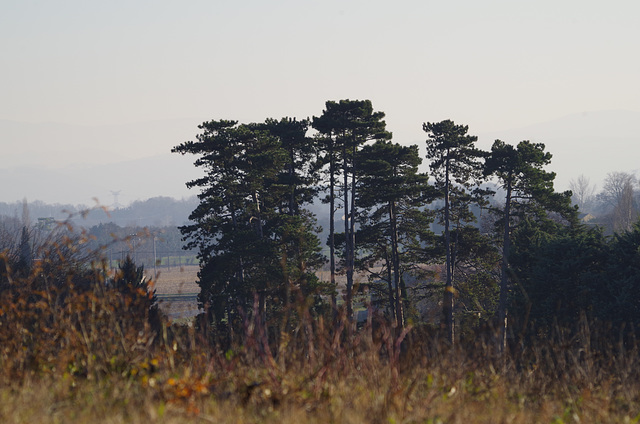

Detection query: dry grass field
xmin=3 ymin=255 xmax=640 ymax=423
xmin=149 ymin=265 xmax=200 ymax=319
xmin=151 ymin=265 xmax=200 ymax=294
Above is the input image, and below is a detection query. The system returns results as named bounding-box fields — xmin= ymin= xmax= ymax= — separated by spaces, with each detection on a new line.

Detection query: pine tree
xmin=423 ymin=120 xmax=486 ymax=344
xmin=173 ymin=119 xmax=324 ymax=340
xmin=484 ymin=139 xmax=576 ymax=351
xmin=357 ymin=140 xmax=433 ymax=327
xmin=313 ymin=100 xmax=391 ymax=321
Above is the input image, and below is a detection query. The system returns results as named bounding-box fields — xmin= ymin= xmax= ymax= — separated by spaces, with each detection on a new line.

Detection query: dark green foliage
xmin=510 ymin=222 xmax=607 ymax=333
xmin=423 ymin=120 xmax=487 ymax=343
xmin=592 ymin=222 xmax=640 ymax=327
xmin=356 ymin=140 xmax=434 ymax=327
xmin=485 ymin=140 xmax=576 ymax=226
xmin=257 ymin=117 xmax=320 ymax=215
xmin=16 ymin=226 xmax=32 ymax=276
xmin=508 ymin=215 xmax=640 ymax=340
xmin=111 ymin=255 xmax=161 ymax=331
xmin=112 ymin=255 xmax=146 ymax=290
xmin=313 ymin=100 xmax=392 ymax=320
xmin=173 ymin=119 xmax=326 ymax=340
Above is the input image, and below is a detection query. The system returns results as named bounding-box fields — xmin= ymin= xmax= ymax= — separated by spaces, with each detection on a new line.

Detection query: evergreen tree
xmin=357 ymin=140 xmax=433 ymax=327
xmin=256 ymin=117 xmax=326 ymax=327
xmin=313 ymin=100 xmax=391 ymax=321
xmin=113 ymin=255 xmax=146 ymax=290
xmin=484 ymin=139 xmax=576 ymax=350
xmin=111 ymin=255 xmax=161 ymax=330
xmin=597 ymin=220 xmax=640 ymax=327
xmin=173 ymin=119 xmax=324 ymax=340
xmin=423 ymin=120 xmax=486 ymax=344
xmin=16 ymin=226 xmax=32 ymax=277
xmin=510 ymin=222 xmax=606 ymax=335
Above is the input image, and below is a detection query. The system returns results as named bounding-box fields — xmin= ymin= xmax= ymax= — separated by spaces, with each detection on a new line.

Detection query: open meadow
xmin=2 ymin=229 xmax=640 ymax=423
xmin=2 ymin=272 xmax=640 ymax=423
xmin=152 ymin=265 xmax=200 ymax=295
xmin=152 ymin=265 xmax=200 ymax=320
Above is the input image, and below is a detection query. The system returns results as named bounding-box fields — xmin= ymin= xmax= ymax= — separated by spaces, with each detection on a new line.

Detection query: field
xmin=152 ymin=265 xmax=200 ymax=295
xmin=151 ymin=265 xmax=200 ymax=320
xmin=3 ymin=263 xmax=640 ymax=423
xmin=2 ymin=314 xmax=640 ymax=423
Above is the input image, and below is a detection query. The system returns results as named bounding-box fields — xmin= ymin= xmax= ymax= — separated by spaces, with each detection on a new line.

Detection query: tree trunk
xmin=389 ymin=200 xmax=404 ymax=328
xmin=252 ymin=191 xmax=264 ymax=238
xmin=343 ymin=141 xmax=354 ymax=321
xmin=384 ymin=248 xmax=397 ymax=326
xmin=329 ymin=153 xmax=337 ymax=314
xmin=498 ymin=179 xmax=512 ymax=353
xmin=349 ymin=141 xmax=357 ymax=294
xmin=289 ymin=148 xmax=297 ymax=215
xmin=443 ymin=154 xmax=454 ymax=344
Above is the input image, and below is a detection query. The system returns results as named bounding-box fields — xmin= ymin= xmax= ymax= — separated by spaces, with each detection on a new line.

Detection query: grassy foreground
xmin=0 ymin=259 xmax=639 ymax=423
xmin=2 ymin=308 xmax=640 ymax=423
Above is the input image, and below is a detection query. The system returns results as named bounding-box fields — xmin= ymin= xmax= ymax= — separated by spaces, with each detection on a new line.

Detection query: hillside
xmin=0 ymin=196 xmax=198 ymax=228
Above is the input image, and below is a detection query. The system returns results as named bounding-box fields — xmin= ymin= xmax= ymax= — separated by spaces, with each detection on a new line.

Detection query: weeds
xmin=1 ymin=232 xmax=640 ymax=423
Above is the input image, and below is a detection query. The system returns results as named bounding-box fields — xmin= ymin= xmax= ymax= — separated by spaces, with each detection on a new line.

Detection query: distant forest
xmin=0 ymin=197 xmax=199 ymax=273
xmin=0 ymin=196 xmax=198 ymax=228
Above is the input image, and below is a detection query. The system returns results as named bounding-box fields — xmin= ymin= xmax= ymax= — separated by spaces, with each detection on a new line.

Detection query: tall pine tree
xmin=484 ymin=139 xmax=576 ymax=351
xmin=313 ymin=100 xmax=391 ymax=321
xmin=173 ymin=119 xmax=323 ymax=341
xmin=423 ymin=120 xmax=486 ymax=344
xmin=357 ymin=140 xmax=433 ymax=328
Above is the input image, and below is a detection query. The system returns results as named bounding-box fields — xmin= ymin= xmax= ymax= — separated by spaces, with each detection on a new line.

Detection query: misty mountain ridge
xmin=1 ymin=110 xmax=639 ymax=205
xmin=0 ymin=196 xmax=199 ymax=228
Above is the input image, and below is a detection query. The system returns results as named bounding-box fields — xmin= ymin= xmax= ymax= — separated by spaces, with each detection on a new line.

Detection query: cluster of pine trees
xmin=173 ymin=99 xmax=640 ymax=346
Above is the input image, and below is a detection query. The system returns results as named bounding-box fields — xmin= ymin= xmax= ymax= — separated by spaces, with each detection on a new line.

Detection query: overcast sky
xmin=2 ymin=0 xmax=640 ymax=205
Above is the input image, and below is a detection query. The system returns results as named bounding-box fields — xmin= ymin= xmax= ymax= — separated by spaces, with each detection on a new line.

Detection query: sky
xmin=2 ymin=0 xmax=640 ymax=205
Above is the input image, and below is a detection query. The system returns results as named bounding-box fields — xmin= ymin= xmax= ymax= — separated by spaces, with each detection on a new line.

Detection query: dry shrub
xmin=1 ymin=231 xmax=640 ymax=422
xmin=0 ymin=260 xmax=158 ymax=381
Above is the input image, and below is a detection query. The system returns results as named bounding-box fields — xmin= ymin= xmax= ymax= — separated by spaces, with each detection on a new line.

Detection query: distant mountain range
xmin=1 ymin=110 xmax=639 ymax=206
xmin=0 ymin=118 xmax=203 ymax=205
xmin=0 ymin=196 xmax=199 ymax=228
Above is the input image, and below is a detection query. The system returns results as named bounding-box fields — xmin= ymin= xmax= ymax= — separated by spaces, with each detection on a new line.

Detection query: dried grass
xmin=1 ymin=239 xmax=640 ymax=423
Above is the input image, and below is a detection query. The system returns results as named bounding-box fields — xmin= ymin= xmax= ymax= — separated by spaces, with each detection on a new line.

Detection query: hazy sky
xmin=2 ymin=0 xmax=640 ymax=204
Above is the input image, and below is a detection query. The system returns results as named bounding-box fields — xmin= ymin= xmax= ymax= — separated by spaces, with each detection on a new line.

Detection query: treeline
xmin=0 ymin=209 xmax=197 ymax=279
xmin=0 ymin=196 xmax=198 ymax=228
xmin=86 ymin=222 xmax=197 ymax=270
xmin=172 ymin=99 xmax=640 ymax=349
xmin=571 ymin=171 xmax=640 ymax=234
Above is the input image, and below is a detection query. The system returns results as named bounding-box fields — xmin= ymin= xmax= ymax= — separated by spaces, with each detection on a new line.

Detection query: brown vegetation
xmin=1 ymin=230 xmax=639 ymax=423
xmin=2 ymin=265 xmax=640 ymax=423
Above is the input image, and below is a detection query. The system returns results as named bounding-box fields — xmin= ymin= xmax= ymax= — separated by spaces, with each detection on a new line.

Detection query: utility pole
xmin=153 ymin=236 xmax=157 ymax=279
xmin=110 ymin=190 xmax=122 ymax=209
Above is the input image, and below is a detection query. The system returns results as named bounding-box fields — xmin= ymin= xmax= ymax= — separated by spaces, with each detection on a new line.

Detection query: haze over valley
xmin=2 ymin=109 xmax=638 ymax=208
xmin=3 ymin=3 xmax=640 ymax=421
